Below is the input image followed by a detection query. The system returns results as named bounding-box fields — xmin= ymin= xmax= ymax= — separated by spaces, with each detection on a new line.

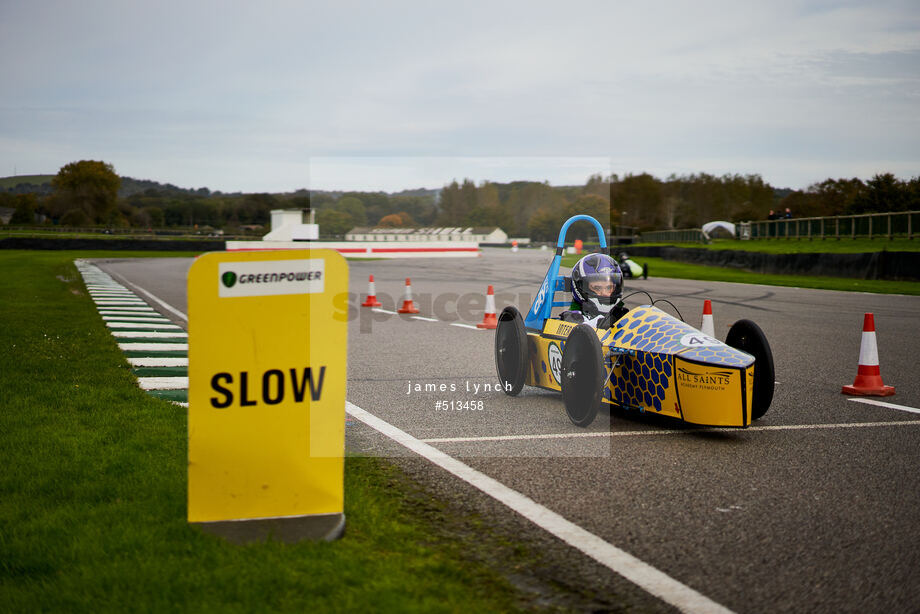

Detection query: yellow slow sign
xmin=187 ymin=249 xmax=347 ymax=532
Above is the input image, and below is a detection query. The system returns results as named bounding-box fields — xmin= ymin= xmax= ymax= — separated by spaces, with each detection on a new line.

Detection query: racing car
xmin=617 ymin=252 xmax=648 ymax=280
xmin=494 ymin=215 xmax=774 ymax=428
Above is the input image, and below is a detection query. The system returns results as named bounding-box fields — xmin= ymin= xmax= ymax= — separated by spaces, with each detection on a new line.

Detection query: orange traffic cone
xmin=476 ymin=285 xmax=498 ymax=329
xmin=700 ymin=300 xmax=715 ymax=338
xmin=842 ymin=313 xmax=895 ymax=396
xmin=361 ymin=274 xmax=382 ymax=307
xmin=397 ymin=277 xmax=420 ymax=314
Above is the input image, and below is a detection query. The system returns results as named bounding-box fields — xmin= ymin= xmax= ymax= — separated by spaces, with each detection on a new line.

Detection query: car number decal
xmin=548 ymin=343 xmax=562 ymax=385
xmin=679 ymin=333 xmax=721 ymax=347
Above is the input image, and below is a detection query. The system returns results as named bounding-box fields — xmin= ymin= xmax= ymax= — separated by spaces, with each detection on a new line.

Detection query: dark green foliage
xmin=5 ymin=165 xmax=917 ymax=238
xmin=9 ymin=194 xmax=39 ymax=224
xmin=777 ymin=174 xmax=920 ymax=218
xmin=315 ymin=209 xmax=354 ymax=235
xmin=51 ymin=160 xmax=121 ymax=224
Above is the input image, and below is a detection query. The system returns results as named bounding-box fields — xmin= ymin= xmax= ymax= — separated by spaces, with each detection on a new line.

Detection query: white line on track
xmin=138 ymin=376 xmax=189 ymax=390
xmin=372 ymin=308 xmax=397 ymax=315
xmin=107 ymin=321 xmax=184 ymax=330
xmin=116 ymin=281 xmax=188 ymax=322
xmin=345 ymin=401 xmax=733 ymax=614
xmin=128 ymin=357 xmax=189 ymax=367
xmin=95 ymin=300 xmax=147 ymax=305
xmin=111 ymin=330 xmax=188 ymax=338
xmin=848 ymin=398 xmax=920 ymax=415
xmin=410 ymin=316 xmax=439 ymax=322
xmin=118 ymin=343 xmax=188 ymax=352
xmin=421 ymin=420 xmax=920 ymax=443
xmin=102 ymin=316 xmax=174 ymax=322
xmin=450 ymin=322 xmax=482 ymax=330
xmin=96 ymin=306 xmax=157 ymax=312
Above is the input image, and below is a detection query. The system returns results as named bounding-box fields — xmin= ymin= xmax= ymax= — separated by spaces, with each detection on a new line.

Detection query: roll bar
xmin=524 ymin=215 xmax=609 ymax=330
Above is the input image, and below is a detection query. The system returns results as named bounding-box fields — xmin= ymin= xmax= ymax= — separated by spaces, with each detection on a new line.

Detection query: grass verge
xmin=561 ymin=253 xmax=920 ymax=295
xmin=0 ymin=250 xmax=546 ymax=613
xmin=635 ymin=237 xmax=920 ymax=253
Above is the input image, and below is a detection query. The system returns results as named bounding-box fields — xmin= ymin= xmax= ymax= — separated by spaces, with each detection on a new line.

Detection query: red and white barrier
xmin=842 ymin=312 xmax=895 ymax=396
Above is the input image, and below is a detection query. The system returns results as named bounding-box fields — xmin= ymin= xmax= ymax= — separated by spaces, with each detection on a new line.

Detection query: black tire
xmin=561 ymin=324 xmax=605 ymax=427
xmin=494 ymin=306 xmax=528 ymax=396
xmin=642 ymin=263 xmax=649 ymax=279
xmin=725 ymin=319 xmax=775 ymax=420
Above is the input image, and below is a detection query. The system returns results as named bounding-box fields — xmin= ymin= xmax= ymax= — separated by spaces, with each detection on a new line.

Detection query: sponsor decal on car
xmin=676 ymin=366 xmax=734 ymax=392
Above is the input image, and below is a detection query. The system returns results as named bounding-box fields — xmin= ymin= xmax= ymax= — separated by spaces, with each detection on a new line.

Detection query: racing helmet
xmin=571 ymin=253 xmax=623 ymax=317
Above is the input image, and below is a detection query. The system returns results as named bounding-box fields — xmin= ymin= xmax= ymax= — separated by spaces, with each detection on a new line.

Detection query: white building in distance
xmin=262 ymin=209 xmax=319 ymax=241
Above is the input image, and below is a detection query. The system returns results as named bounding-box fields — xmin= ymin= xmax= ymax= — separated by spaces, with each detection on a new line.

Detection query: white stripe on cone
xmin=700 ymin=300 xmax=715 ymax=338
xmin=361 ymin=274 xmax=382 ymax=307
xmin=858 ymin=330 xmax=880 ymax=367
xmin=397 ymin=277 xmax=419 ymax=313
xmin=477 ymin=285 xmax=497 ymax=329
xmin=842 ymin=312 xmax=895 ymax=396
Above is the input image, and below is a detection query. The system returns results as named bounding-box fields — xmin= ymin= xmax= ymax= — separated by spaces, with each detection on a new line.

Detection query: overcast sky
xmin=1 ymin=1 xmax=918 ymax=193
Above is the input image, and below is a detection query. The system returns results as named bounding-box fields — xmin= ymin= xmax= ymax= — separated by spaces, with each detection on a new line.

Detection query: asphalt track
xmin=93 ymin=248 xmax=920 ymax=613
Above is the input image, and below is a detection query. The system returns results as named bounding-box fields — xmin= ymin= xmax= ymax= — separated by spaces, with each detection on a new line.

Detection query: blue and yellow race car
xmin=494 ymin=215 xmax=774 ymax=428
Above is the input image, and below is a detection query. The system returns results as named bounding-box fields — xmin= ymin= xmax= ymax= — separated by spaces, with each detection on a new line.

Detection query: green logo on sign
xmin=221 ymin=271 xmax=237 ymax=288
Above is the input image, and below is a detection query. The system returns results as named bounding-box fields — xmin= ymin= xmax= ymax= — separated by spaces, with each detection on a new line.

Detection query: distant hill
xmin=0 ymin=175 xmax=442 ymax=200
xmin=0 ymin=174 xmax=209 ymax=197
xmin=117 ymin=177 xmax=210 ymax=197
xmin=391 ymin=187 xmax=441 ymax=199
xmin=0 ymin=175 xmax=55 ymax=194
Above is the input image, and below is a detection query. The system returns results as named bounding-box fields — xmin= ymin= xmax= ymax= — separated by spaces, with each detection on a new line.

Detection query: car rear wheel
xmin=726 ymin=319 xmax=775 ymax=420
xmin=561 ymin=324 xmax=604 ymax=427
xmin=494 ymin=306 xmax=528 ymax=396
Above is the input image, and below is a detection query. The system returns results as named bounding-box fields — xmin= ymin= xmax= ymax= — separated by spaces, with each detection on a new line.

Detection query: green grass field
xmin=0 ymin=250 xmax=554 ymax=613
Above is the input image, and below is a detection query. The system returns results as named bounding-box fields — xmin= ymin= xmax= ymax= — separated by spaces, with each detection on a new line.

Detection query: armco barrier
xmin=623 ymin=246 xmax=920 ymax=281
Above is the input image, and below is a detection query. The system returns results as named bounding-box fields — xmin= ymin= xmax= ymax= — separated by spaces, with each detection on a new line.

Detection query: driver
xmin=560 ymin=252 xmax=629 ymax=328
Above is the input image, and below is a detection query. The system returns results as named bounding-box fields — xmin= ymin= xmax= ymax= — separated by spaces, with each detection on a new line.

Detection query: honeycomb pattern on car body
xmin=605 ymin=306 xmax=753 ymax=369
xmin=606 ymin=350 xmax=672 ymax=412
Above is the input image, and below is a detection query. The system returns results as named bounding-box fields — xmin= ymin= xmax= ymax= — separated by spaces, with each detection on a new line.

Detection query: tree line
xmin=2 ymin=160 xmax=917 ymax=238
xmin=611 ymin=172 xmax=920 ymax=229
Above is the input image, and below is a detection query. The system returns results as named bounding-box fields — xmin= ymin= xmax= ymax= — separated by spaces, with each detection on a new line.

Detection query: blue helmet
xmin=571 ymin=253 xmax=623 ymax=316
